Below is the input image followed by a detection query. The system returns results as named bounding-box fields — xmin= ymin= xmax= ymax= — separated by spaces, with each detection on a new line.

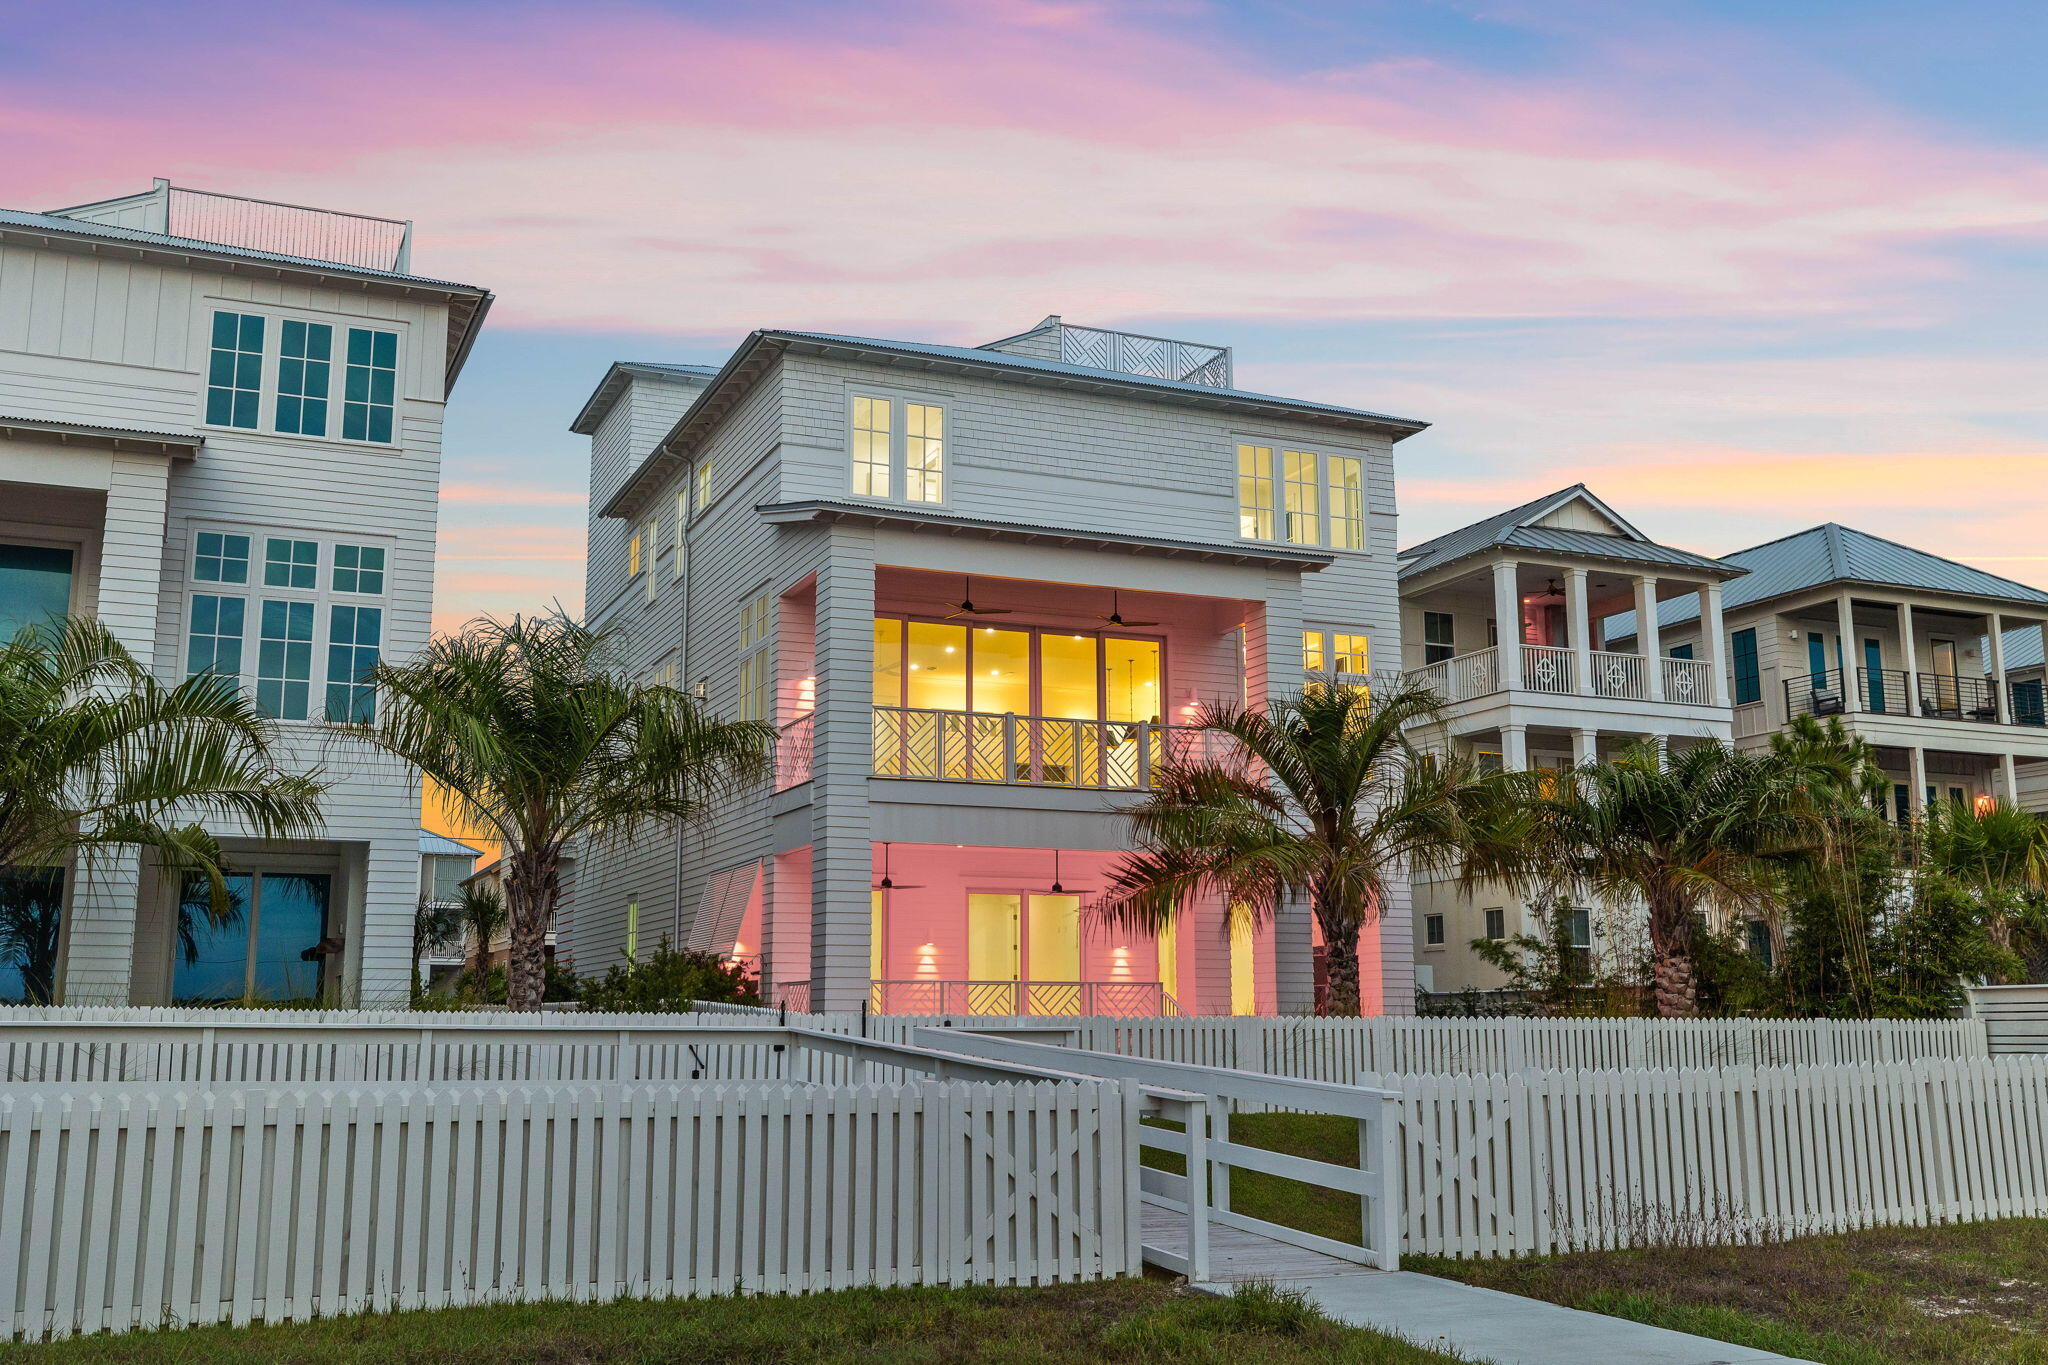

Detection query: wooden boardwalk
xmin=1139 ymin=1199 xmax=1371 ymax=1282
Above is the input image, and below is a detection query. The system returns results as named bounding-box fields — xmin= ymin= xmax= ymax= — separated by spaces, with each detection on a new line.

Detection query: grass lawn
xmin=0 ymin=1278 xmax=1466 ymax=1364
xmin=1146 ymin=1110 xmax=2048 ymax=1365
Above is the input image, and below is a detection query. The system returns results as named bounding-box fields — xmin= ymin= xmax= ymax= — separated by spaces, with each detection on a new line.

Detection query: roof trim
xmin=0 ymin=414 xmax=202 ymax=457
xmin=601 ymin=327 xmax=1431 ymax=520
xmin=0 ymin=210 xmax=493 ymax=390
xmin=569 ymin=361 xmax=721 ymax=436
xmin=756 ymin=498 xmax=1337 ymax=570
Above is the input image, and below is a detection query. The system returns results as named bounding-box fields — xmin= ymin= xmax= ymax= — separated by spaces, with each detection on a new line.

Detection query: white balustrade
xmin=1521 ymin=644 xmax=1575 ymax=695
xmin=1660 ymin=656 xmax=1713 ymax=705
xmin=1590 ymin=649 xmax=1648 ymax=700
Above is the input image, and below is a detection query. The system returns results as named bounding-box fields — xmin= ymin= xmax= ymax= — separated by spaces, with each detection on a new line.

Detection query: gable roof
xmin=0 ymin=206 xmax=493 ymax=388
xmin=600 ymin=328 xmax=1430 ymax=519
xmin=570 ymin=361 xmax=720 ymax=435
xmin=1398 ymin=484 xmax=1741 ymax=581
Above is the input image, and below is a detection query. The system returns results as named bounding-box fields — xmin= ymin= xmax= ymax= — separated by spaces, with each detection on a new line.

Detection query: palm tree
xmin=0 ymin=618 xmax=324 ymax=1001
xmin=1921 ymin=799 xmax=2048 ymax=972
xmin=343 ymin=612 xmax=773 ymax=1011
xmin=1093 ymin=682 xmax=1496 ymax=1016
xmin=456 ymin=884 xmax=507 ymax=996
xmin=1475 ymin=738 xmax=1865 ymax=1018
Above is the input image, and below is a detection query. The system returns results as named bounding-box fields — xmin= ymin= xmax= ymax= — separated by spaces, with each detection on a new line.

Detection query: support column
xmin=1253 ymin=570 xmax=1307 ymax=708
xmin=1900 ymin=603 xmax=1920 ymax=716
xmin=1572 ymin=728 xmax=1599 ymax=767
xmin=2004 ymin=754 xmax=2021 ymax=808
xmin=1701 ymin=581 xmax=1730 ymax=707
xmin=1273 ymin=895 xmax=1317 ymax=1016
xmin=809 ymin=528 xmax=878 ymax=1012
xmin=1635 ymin=576 xmax=1663 ymax=701
xmin=1492 ymin=560 xmax=1523 ymax=691
xmin=1565 ymin=567 xmax=1593 ymax=696
xmin=1989 ymin=612 xmax=2010 ymax=723
xmin=1836 ymin=592 xmax=1859 ymax=711
xmin=1908 ymin=746 xmax=1929 ymax=818
xmin=1501 ymin=724 xmax=1529 ymax=773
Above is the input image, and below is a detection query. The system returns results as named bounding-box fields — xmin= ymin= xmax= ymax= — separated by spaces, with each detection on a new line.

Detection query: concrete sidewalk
xmin=1199 ymin=1270 xmax=1818 ymax=1365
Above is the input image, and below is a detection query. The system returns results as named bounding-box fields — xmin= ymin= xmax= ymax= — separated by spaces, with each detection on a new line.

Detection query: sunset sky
xmin=9 ymin=0 xmax=2048 ymax=629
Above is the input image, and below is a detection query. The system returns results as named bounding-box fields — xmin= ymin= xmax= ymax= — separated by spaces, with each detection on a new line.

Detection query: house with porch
xmin=563 ymin=316 xmax=1429 ymax=1015
xmin=1396 ymin=486 xmax=1745 ymax=993
xmin=0 ymin=178 xmax=491 ymax=1005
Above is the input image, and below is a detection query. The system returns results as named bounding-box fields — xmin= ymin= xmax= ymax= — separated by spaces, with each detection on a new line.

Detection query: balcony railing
xmin=775 ymin=713 xmax=815 ymax=790
xmin=1408 ymin=645 xmax=1719 ymax=708
xmin=1410 ymin=646 xmax=1498 ymax=704
xmin=1521 ymin=644 xmax=1575 ymax=695
xmin=1785 ymin=669 xmax=2045 ymax=726
xmin=1661 ymin=656 xmax=1713 ymax=705
xmin=1590 ymin=649 xmax=1649 ymax=701
xmin=872 ymin=706 xmax=1201 ymax=789
xmin=167 ymin=184 xmax=412 ymax=272
xmin=870 ymin=979 xmax=1182 ymax=1016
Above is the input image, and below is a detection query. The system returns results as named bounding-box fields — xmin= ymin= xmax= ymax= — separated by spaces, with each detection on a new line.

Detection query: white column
xmin=1908 ymin=746 xmax=1929 ymax=818
xmin=2003 ymin=753 xmax=2021 ymax=807
xmin=1572 ymin=728 xmax=1599 ymax=767
xmin=1899 ymin=603 xmax=1920 ymax=717
xmin=1701 ymin=581 xmax=1730 ymax=707
xmin=1492 ymin=560 xmax=1523 ymax=691
xmin=1501 ymin=724 xmax=1529 ymax=773
xmin=809 ymin=529 xmax=878 ymax=1012
xmin=1565 ymin=567 xmax=1593 ymax=697
xmin=1836 ymin=592 xmax=1859 ymax=711
xmin=1651 ymin=732 xmax=1669 ymax=765
xmin=1989 ymin=612 xmax=2010 ymax=723
xmin=1634 ymin=575 xmax=1663 ymax=701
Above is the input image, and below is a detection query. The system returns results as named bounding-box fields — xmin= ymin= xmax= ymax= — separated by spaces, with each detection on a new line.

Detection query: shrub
xmin=577 ymin=940 xmax=761 ymax=1013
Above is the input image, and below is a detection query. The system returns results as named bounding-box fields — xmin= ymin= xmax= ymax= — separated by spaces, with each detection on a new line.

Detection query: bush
xmin=577 ymin=940 xmax=761 ymax=1013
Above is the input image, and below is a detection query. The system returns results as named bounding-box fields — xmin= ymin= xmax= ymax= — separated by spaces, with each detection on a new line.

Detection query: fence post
xmin=1184 ymin=1097 xmax=1211 ymax=1284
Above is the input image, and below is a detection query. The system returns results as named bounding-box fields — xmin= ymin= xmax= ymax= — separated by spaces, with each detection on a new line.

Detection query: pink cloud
xmin=440 ymin=483 xmax=586 ymax=508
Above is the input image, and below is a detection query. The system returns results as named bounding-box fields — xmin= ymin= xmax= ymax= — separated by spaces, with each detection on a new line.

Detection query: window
xmin=849 ymin=394 xmax=944 ymax=504
xmin=695 ymin=458 xmax=714 ymax=515
xmin=194 ymin=532 xmax=250 ymax=585
xmin=341 ymin=327 xmax=398 ymax=443
xmin=873 ymin=616 xmax=1163 ymax=721
xmin=1746 ymin=920 xmax=1775 ymax=968
xmin=1423 ymin=611 xmax=1455 ymax=665
xmin=1301 ymin=630 xmax=1325 ymax=673
xmin=1237 ymin=444 xmax=1275 ymax=539
xmin=206 ymin=311 xmax=265 ymax=429
xmin=1424 ymin=913 xmax=1445 ymax=946
xmin=1569 ymin=908 xmax=1592 ymax=950
xmin=174 ymin=870 xmax=331 ymax=1003
xmin=186 ymin=594 xmax=245 ymax=676
xmin=642 ymin=516 xmax=659 ymax=602
xmin=256 ymin=599 xmax=315 ymax=720
xmin=265 ymin=538 xmax=318 ymax=589
xmin=627 ymin=526 xmax=644 ymax=579
xmin=1668 ymin=643 xmax=1693 ymax=660
xmin=737 ymin=591 xmax=774 ymax=721
xmin=1483 ymin=907 xmax=1506 ymax=940
xmin=0 ymin=868 xmax=64 ymax=1004
xmin=1238 ymin=443 xmax=1370 ymax=549
xmin=1331 ymin=633 xmax=1369 ymax=675
xmin=0 ymin=544 xmax=73 ymax=642
xmin=1732 ymin=628 xmax=1760 ymax=704
xmin=325 ymin=605 xmax=382 ymax=722
xmin=205 ymin=310 xmax=398 ymax=444
xmin=274 ymin=320 xmax=333 ymax=436
xmin=1303 ymin=628 xmax=1369 ymax=681
xmin=673 ymin=489 xmax=689 ymax=572
xmin=332 ymin=544 xmax=385 ymax=594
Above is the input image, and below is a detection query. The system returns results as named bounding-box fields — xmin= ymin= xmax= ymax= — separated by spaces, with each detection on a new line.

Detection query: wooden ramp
xmin=1140 ymin=1199 xmax=1373 ymax=1283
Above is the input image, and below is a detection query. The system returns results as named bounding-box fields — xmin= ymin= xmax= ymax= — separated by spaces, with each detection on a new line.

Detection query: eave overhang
xmin=0 ymin=414 xmax=202 ymax=458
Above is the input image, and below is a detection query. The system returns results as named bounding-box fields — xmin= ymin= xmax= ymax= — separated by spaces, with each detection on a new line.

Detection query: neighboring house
xmin=1396 ymin=486 xmax=1745 ymax=994
xmin=416 ymin=829 xmax=483 ymax=988
xmin=458 ymin=853 xmax=569 ymax=972
xmin=564 ymin=315 xmax=1428 ymax=1015
xmin=0 ymin=178 xmax=491 ymax=1005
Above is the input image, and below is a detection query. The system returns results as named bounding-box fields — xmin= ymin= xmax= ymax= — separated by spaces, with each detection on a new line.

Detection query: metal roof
xmin=569 ymin=361 xmax=721 ymax=435
xmin=1398 ymin=485 xmax=1739 ymax=581
xmin=0 ymin=413 xmax=202 ymax=454
xmin=418 ymin=829 xmax=483 ymax=858
xmin=1605 ymin=523 xmax=2048 ymax=639
xmin=2003 ymin=623 xmax=2045 ymax=671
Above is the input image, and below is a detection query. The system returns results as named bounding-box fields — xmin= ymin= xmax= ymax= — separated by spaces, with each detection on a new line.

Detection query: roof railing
xmin=1025 ymin=317 xmax=1233 ymax=387
xmin=49 ymin=179 xmax=412 ymax=273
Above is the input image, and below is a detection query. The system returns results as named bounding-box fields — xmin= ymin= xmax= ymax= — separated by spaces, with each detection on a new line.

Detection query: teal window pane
xmin=251 ymin=873 xmax=330 ymax=1000
xmin=256 ymin=599 xmax=315 ymax=719
xmin=275 ymin=321 xmax=333 ymax=436
xmin=325 ymin=604 xmax=381 ymax=721
xmin=186 ymin=593 xmax=245 ymax=677
xmin=332 ymin=544 xmax=386 ymax=594
xmin=194 ymin=532 xmax=249 ymax=584
xmin=173 ymin=874 xmax=253 ymax=1003
xmin=1732 ymin=628 xmax=1760 ymax=705
xmin=0 ymin=543 xmax=73 ymax=641
xmin=342 ymin=327 xmax=398 ymax=445
xmin=206 ymin=312 xmax=264 ymax=431
xmin=264 ymin=538 xmax=318 ymax=589
xmin=0 ymin=868 xmax=64 ymax=1005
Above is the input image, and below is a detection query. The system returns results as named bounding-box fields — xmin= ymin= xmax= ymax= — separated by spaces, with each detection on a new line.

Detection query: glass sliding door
xmin=0 ymin=869 xmax=64 ymax=1004
xmin=0 ymin=544 xmax=73 ymax=641
xmin=173 ymin=870 xmax=331 ymax=1003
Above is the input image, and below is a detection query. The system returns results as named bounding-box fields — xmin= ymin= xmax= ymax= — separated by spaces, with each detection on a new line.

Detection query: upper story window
xmin=1303 ymin=628 xmax=1369 ymax=682
xmin=873 ymin=616 xmax=1161 ymax=722
xmin=695 ymin=458 xmax=714 ymax=515
xmin=1422 ymin=611 xmax=1455 ymax=664
xmin=627 ymin=526 xmax=645 ymax=579
xmin=203 ymin=309 xmax=400 ymax=445
xmin=850 ymin=395 xmax=945 ymax=504
xmin=1237 ymin=444 xmax=1365 ymax=549
xmin=1732 ymin=628 xmax=1761 ymax=705
xmin=185 ymin=526 xmax=389 ymax=722
xmin=736 ymin=591 xmax=774 ymax=721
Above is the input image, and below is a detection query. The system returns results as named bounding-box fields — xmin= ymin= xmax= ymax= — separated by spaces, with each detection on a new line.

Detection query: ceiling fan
xmin=942 ymin=575 xmax=1013 ymax=620
xmin=1046 ymin=848 xmax=1093 ymax=896
xmin=873 ymin=842 xmax=925 ymax=891
xmin=1095 ymin=589 xmax=1159 ymax=628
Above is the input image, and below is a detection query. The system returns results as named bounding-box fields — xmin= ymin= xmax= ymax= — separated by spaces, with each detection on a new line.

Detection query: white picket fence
xmin=1367 ymin=1058 xmax=2048 ymax=1258
xmin=0 ymin=1076 xmax=1139 ymax=1341
xmin=1964 ymin=984 xmax=2048 ymax=1055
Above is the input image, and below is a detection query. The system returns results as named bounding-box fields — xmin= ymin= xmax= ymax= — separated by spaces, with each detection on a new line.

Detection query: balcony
xmin=1786 ymin=669 xmax=2047 ymax=727
xmin=871 ymin=706 xmax=1206 ymax=790
xmin=1408 ymin=645 xmax=1718 ymax=707
xmin=871 ymin=979 xmax=1181 ymax=1016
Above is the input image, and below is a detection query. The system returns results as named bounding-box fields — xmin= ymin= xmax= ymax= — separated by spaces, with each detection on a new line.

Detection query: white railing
xmin=1368 ymin=1058 xmax=2048 ymax=1257
xmin=1406 ymin=646 xmax=1498 ymax=704
xmin=165 ymin=184 xmax=411 ymax=272
xmin=1661 ymin=655 xmax=1713 ymax=705
xmin=775 ymin=712 xmax=814 ymax=789
xmin=1051 ymin=322 xmax=1232 ymax=387
xmin=872 ymin=980 xmax=1181 ymax=1017
xmin=1520 ymin=644 xmax=1575 ymax=695
xmin=1589 ymin=648 xmax=1648 ymax=700
xmin=872 ymin=706 xmax=1200 ymax=790
xmin=918 ymin=1029 xmax=1401 ymax=1278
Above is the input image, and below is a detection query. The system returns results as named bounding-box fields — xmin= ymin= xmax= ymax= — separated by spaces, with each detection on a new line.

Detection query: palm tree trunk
xmin=1318 ymin=904 xmax=1364 ymax=1017
xmin=505 ymin=850 xmax=559 ymax=1013
xmin=1646 ymin=886 xmax=1699 ymax=1018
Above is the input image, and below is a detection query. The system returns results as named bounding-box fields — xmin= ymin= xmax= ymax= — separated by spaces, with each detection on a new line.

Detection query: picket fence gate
xmin=1366 ymin=1058 xmax=2048 ymax=1259
xmin=0 ymin=1077 xmax=1139 ymax=1342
